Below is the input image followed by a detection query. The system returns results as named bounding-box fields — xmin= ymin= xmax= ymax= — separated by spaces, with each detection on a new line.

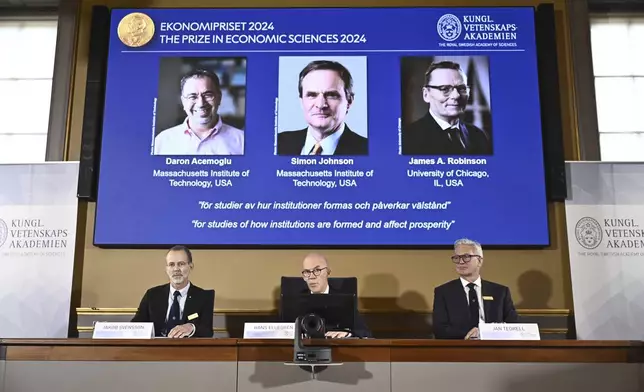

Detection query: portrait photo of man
xmin=153 ymin=57 xmax=247 ymax=156
xmin=400 ymin=56 xmax=493 ymax=156
xmin=276 ymin=57 xmax=368 ymax=156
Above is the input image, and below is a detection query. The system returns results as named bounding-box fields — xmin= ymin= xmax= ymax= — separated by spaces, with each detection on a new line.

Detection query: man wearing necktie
xmin=432 ymin=238 xmax=518 ymax=339
xmin=401 ymin=60 xmax=492 ymax=156
xmin=277 ymin=59 xmax=368 ymax=156
xmin=131 ymin=245 xmax=215 ymax=338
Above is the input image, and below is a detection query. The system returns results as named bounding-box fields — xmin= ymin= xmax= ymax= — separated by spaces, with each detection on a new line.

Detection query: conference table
xmin=0 ymin=338 xmax=642 ymax=392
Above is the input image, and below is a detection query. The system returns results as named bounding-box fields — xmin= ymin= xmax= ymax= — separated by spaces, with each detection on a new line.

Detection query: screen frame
xmin=90 ymin=5 xmax=554 ymax=250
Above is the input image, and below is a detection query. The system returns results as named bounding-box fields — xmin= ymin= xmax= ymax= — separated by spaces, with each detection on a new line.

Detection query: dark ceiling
xmin=1 ymin=0 xmax=643 ymax=16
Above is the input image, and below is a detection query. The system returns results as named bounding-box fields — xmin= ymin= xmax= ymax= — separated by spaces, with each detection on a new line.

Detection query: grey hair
xmin=454 ymin=238 xmax=483 ymax=256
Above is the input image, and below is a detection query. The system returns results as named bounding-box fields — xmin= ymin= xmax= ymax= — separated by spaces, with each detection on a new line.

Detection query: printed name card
xmin=243 ymin=322 xmax=295 ymax=339
xmin=479 ymin=323 xmax=540 ymax=340
xmin=92 ymin=322 xmax=155 ymax=339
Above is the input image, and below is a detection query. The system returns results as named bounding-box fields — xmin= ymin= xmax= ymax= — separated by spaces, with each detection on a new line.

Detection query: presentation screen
xmin=94 ymin=7 xmax=550 ymax=247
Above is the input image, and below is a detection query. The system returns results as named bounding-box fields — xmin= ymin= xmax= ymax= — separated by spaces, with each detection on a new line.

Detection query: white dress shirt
xmin=154 ymin=116 xmax=244 ymax=155
xmin=300 ymin=123 xmax=346 ymax=155
xmin=460 ymin=276 xmax=485 ymax=324
xmin=166 ymin=282 xmax=195 ymax=336
xmin=166 ymin=282 xmax=190 ymax=321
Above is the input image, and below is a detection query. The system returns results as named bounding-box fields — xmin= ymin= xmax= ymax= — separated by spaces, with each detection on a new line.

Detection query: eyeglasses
xmin=301 ymin=267 xmax=327 ymax=278
xmin=451 ymin=254 xmax=481 ymax=263
xmin=425 ymin=84 xmax=470 ymax=96
xmin=167 ymin=261 xmax=189 ymax=268
xmin=182 ymin=92 xmax=217 ymax=102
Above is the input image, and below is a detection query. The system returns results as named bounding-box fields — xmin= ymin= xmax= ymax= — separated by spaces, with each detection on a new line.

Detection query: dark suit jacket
xmin=131 ymin=283 xmax=214 ymax=338
xmin=298 ymin=284 xmax=372 ymax=338
xmin=432 ymin=279 xmax=518 ymax=339
xmin=401 ymin=112 xmax=492 ymax=155
xmin=277 ymin=125 xmax=368 ymax=156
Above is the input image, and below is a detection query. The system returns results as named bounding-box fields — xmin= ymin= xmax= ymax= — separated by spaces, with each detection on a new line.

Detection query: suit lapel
xmin=334 ymin=125 xmax=350 ymax=155
xmin=183 ymin=284 xmax=198 ymax=323
xmin=295 ymin=130 xmax=307 ymax=154
xmin=451 ymin=280 xmax=470 ymax=321
xmin=424 ymin=112 xmax=444 ymax=141
xmin=155 ymin=284 xmax=170 ymax=326
xmin=458 ymin=122 xmax=470 ymax=150
xmin=481 ymin=281 xmax=492 ymax=323
xmin=425 ymin=113 xmax=458 ymax=150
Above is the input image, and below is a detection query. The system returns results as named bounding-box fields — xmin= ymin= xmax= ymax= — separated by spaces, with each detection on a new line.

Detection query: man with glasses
xmin=131 ymin=245 xmax=214 ymax=338
xmin=432 ymin=238 xmax=518 ymax=339
xmin=298 ymin=253 xmax=371 ymax=338
xmin=154 ymin=69 xmax=244 ymax=155
xmin=401 ymin=61 xmax=492 ymax=155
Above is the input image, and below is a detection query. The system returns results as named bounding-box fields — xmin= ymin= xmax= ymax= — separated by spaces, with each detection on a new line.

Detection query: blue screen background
xmin=94 ymin=7 xmax=550 ymax=247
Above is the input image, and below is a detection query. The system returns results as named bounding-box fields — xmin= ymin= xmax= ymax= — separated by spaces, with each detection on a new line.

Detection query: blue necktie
xmin=166 ymin=291 xmax=182 ymax=333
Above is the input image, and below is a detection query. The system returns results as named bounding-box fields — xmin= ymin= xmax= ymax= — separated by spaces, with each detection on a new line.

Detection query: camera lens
xmin=301 ymin=313 xmax=324 ymax=337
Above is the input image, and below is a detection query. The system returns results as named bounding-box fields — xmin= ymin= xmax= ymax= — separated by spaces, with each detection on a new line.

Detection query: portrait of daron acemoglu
xmin=153 ymin=57 xmax=247 ymax=156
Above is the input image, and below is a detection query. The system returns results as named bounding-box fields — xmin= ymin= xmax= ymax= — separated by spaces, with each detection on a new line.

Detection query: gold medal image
xmin=117 ymin=12 xmax=155 ymax=48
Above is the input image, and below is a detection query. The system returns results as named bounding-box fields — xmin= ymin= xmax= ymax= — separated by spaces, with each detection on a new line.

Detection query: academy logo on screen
xmin=0 ymin=218 xmax=7 ymax=248
xmin=436 ymin=13 xmax=519 ymax=48
xmin=575 ymin=217 xmax=602 ymax=249
xmin=117 ymin=12 xmax=155 ymax=48
xmin=436 ymin=14 xmax=462 ymax=42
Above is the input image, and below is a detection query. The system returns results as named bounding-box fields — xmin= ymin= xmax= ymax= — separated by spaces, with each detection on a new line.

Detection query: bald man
xmin=298 ymin=253 xmax=371 ymax=338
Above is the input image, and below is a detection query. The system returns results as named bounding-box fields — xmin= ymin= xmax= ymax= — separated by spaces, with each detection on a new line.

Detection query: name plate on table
xmin=92 ymin=322 xmax=154 ymax=339
xmin=479 ymin=323 xmax=540 ymax=340
xmin=243 ymin=322 xmax=295 ymax=339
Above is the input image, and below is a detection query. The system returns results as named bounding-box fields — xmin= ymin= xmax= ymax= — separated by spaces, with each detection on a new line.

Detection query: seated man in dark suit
xmin=278 ymin=60 xmax=368 ymax=156
xmin=401 ymin=61 xmax=492 ymax=156
xmin=432 ymin=238 xmax=518 ymax=339
xmin=295 ymin=253 xmax=371 ymax=338
xmin=132 ymin=245 xmax=214 ymax=338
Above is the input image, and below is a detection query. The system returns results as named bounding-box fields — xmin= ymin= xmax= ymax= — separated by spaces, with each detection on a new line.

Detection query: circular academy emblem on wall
xmin=575 ymin=217 xmax=602 ymax=249
xmin=0 ymin=218 xmax=7 ymax=248
xmin=437 ymin=14 xmax=462 ymax=42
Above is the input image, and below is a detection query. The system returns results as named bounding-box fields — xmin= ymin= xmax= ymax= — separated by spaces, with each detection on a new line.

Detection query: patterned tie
xmin=467 ymin=283 xmax=479 ymax=329
xmin=447 ymin=127 xmax=466 ymax=152
xmin=166 ymin=291 xmax=181 ymax=333
xmin=310 ymin=142 xmax=323 ymax=155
